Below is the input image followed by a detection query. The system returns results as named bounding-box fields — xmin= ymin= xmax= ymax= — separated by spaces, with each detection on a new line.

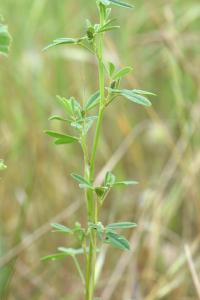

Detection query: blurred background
xmin=0 ymin=0 xmax=200 ymax=299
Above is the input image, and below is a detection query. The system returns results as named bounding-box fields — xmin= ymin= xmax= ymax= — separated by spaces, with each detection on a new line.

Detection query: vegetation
xmin=42 ymin=1 xmax=155 ymax=299
xmin=0 ymin=0 xmax=199 ymax=299
xmin=0 ymin=18 xmax=11 ymax=56
xmin=0 ymin=17 xmax=11 ymax=173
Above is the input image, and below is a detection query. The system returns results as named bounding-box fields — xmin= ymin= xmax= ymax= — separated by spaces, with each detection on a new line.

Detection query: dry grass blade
xmin=184 ymin=245 xmax=200 ymax=300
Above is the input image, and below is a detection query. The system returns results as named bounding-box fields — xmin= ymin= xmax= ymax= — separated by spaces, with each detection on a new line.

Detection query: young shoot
xmin=43 ymin=1 xmax=155 ymax=299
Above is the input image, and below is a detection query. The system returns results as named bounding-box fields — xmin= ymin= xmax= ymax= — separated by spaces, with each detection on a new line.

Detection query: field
xmin=0 ymin=0 xmax=200 ymax=299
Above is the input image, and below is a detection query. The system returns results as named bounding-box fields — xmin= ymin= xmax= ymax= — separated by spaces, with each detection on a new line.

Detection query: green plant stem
xmin=72 ymin=256 xmax=85 ymax=286
xmin=85 ymin=5 xmax=105 ymax=300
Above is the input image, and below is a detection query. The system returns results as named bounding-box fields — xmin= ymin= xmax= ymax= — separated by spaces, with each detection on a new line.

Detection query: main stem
xmin=85 ymin=6 xmax=105 ymax=300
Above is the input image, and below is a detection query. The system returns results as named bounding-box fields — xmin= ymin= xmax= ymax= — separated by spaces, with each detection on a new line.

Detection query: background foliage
xmin=0 ymin=0 xmax=200 ymax=299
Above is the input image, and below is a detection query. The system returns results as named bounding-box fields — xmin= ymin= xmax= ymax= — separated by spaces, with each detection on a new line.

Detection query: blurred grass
xmin=0 ymin=0 xmax=200 ymax=299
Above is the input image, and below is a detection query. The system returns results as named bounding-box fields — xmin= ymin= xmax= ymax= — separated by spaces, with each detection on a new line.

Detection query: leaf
xmin=113 ymin=180 xmax=138 ymax=187
xmin=71 ymin=116 xmax=97 ymax=133
xmin=43 ymin=37 xmax=79 ymax=51
xmin=71 ymin=173 xmax=93 ymax=189
xmin=0 ymin=159 xmax=7 ymax=171
xmin=111 ymin=89 xmax=152 ymax=107
xmin=54 ymin=137 xmax=78 ymax=145
xmin=73 ymin=222 xmax=85 ymax=242
xmin=104 ymin=171 xmax=116 ymax=186
xmin=113 ymin=67 xmax=133 ymax=80
xmin=133 ymin=89 xmax=156 ymax=96
xmin=97 ymin=25 xmax=120 ymax=33
xmin=41 ymin=253 xmax=69 ymax=261
xmin=58 ymin=247 xmax=85 ymax=256
xmin=45 ymin=130 xmax=79 ymax=144
xmin=108 ymin=62 xmax=116 ymax=77
xmin=56 ymin=96 xmax=73 ymax=115
xmin=84 ymin=116 xmax=98 ymax=133
xmin=89 ymin=222 xmax=104 ymax=239
xmin=109 ymin=0 xmax=134 ymax=9
xmin=70 ymin=120 xmax=83 ymax=131
xmin=42 ymin=247 xmax=89 ymax=261
xmin=106 ymin=222 xmax=137 ymax=230
xmin=95 ymin=186 xmax=108 ymax=197
xmin=99 ymin=0 xmax=111 ymax=5
xmin=48 ymin=115 xmax=68 ymax=122
xmin=84 ymin=91 xmax=100 ymax=111
xmin=70 ymin=97 xmax=82 ymax=118
xmin=51 ymin=223 xmax=72 ymax=234
xmin=98 ymin=0 xmax=133 ymax=8
xmin=0 ymin=24 xmax=11 ymax=56
xmin=105 ymin=231 xmax=130 ymax=250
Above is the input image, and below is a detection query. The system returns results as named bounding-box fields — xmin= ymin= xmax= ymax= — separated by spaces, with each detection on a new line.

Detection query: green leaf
xmin=111 ymin=89 xmax=152 ymax=107
xmin=0 ymin=24 xmax=11 ymax=56
xmin=106 ymin=222 xmax=137 ymax=230
xmin=48 ymin=115 xmax=68 ymax=122
xmin=108 ymin=62 xmax=116 ymax=77
xmin=105 ymin=231 xmax=130 ymax=250
xmin=84 ymin=91 xmax=100 ymax=111
xmin=89 ymin=222 xmax=104 ymax=239
xmin=70 ymin=120 xmax=83 ymax=131
xmin=95 ymin=186 xmax=108 ymax=197
xmin=54 ymin=138 xmax=78 ymax=145
xmin=109 ymin=0 xmax=134 ymax=9
xmin=99 ymin=0 xmax=111 ymax=5
xmin=113 ymin=67 xmax=133 ymax=80
xmin=98 ymin=0 xmax=133 ymax=8
xmin=58 ymin=247 xmax=85 ymax=256
xmin=84 ymin=116 xmax=98 ymax=134
xmin=45 ymin=131 xmax=79 ymax=145
xmin=56 ymin=96 xmax=73 ymax=115
xmin=70 ymin=97 xmax=82 ymax=118
xmin=42 ymin=253 xmax=70 ymax=261
xmin=133 ymin=89 xmax=156 ymax=96
xmin=73 ymin=222 xmax=85 ymax=242
xmin=71 ymin=173 xmax=93 ymax=189
xmin=51 ymin=223 xmax=72 ymax=234
xmin=97 ymin=25 xmax=120 ymax=33
xmin=113 ymin=180 xmax=138 ymax=187
xmin=43 ymin=37 xmax=79 ymax=51
xmin=104 ymin=171 xmax=116 ymax=186
xmin=42 ymin=247 xmax=88 ymax=261
xmin=0 ymin=159 xmax=7 ymax=171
